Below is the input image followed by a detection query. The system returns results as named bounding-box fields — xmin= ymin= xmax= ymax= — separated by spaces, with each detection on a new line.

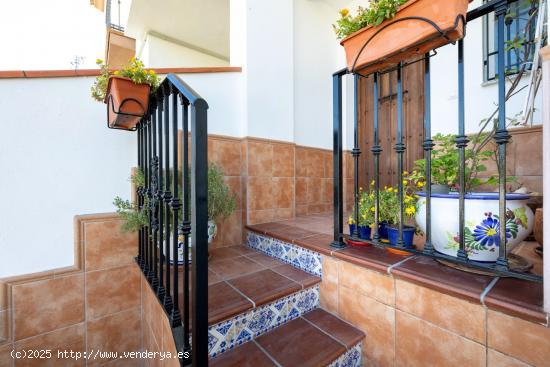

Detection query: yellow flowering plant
xmin=379 ymin=172 xmax=420 ymax=226
xmin=91 ymin=57 xmax=160 ymax=102
xmin=333 ymin=0 xmax=409 ymax=39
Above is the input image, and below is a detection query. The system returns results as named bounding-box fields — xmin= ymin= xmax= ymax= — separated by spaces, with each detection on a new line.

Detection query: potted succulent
xmin=334 ymin=0 xmax=471 ymax=74
xmin=412 ymin=133 xmax=534 ymax=262
xmin=91 ymin=58 xmax=160 ymax=130
xmin=114 ymin=163 xmax=237 ymax=263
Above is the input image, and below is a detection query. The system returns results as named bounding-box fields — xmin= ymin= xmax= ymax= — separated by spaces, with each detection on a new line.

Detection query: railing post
xmin=146 ymin=113 xmax=154 ymax=281
xmin=191 ymin=99 xmax=209 ymax=366
xmin=423 ymin=54 xmax=434 ymax=254
xmin=456 ymin=39 xmax=469 ymax=262
xmin=150 ymin=98 xmax=161 ymax=290
xmin=137 ymin=122 xmax=144 ymax=266
xmin=395 ymin=62 xmax=406 ymax=247
xmin=495 ymin=2 xmax=511 ymax=269
xmin=157 ymin=91 xmax=166 ymax=301
xmin=352 ymin=74 xmax=361 ymax=238
xmin=181 ymin=99 xmax=191 ymax=351
xmin=163 ymin=90 xmax=173 ymax=313
xmin=331 ymin=72 xmax=346 ymax=249
xmin=372 ymin=73 xmax=382 ymax=241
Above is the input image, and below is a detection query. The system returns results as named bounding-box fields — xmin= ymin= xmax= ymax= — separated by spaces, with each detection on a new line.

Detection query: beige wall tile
xmin=86 ymin=308 xmax=141 ymax=366
xmin=86 ymin=265 xmax=141 ymax=320
xmin=272 ymin=177 xmax=294 ymax=209
xmin=0 ymin=343 xmax=13 ymax=367
xmin=395 ymin=279 xmax=485 ymax=343
xmin=487 ymin=349 xmax=532 ymax=367
xmin=143 ymin=323 xmax=161 ymax=367
xmin=306 ymin=177 xmax=322 ymax=204
xmin=208 ymin=139 xmax=242 ymax=177
xmin=223 ymin=176 xmax=242 ymax=210
xmin=339 ymin=286 xmax=395 ymax=367
xmin=320 ymin=256 xmax=339 ymax=313
xmin=488 ymin=310 xmax=550 ymax=367
xmin=514 ymin=130 xmax=542 ymax=176
xmin=395 ymin=311 xmax=485 ymax=367
xmin=13 ymin=274 xmax=84 ymax=340
xmin=161 ymin=317 xmax=180 ymax=367
xmin=295 ymin=147 xmax=308 ymax=177
xmin=295 ymin=178 xmax=307 ymax=205
xmin=247 ymin=177 xmax=274 ymax=211
xmin=85 ymin=220 xmax=137 ymax=272
xmin=306 ymin=150 xmax=324 ymax=178
xmin=212 ymin=211 xmax=243 ymax=247
xmin=14 ymin=323 xmax=85 ymax=367
xmin=273 ymin=208 xmax=294 ymax=221
xmin=0 ymin=282 xmax=8 ymax=312
xmin=339 ymin=261 xmax=394 ymax=306
xmin=247 ymin=210 xmax=274 ymax=225
xmin=0 ymin=309 xmax=10 ymax=345
xmin=143 ymin=283 xmax=163 ymax=349
xmin=247 ymin=142 xmax=273 ymax=177
xmin=272 ymin=144 xmax=294 ymax=178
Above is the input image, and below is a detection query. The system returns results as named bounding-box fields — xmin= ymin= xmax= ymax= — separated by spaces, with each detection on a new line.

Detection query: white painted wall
xmin=0 ymin=77 xmax=135 ymax=277
xmin=140 ymin=34 xmax=229 ymax=68
xmin=0 ymin=71 xmax=242 ymax=277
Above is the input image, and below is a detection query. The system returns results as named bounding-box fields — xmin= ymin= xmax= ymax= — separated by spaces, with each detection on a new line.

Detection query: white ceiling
xmin=125 ymin=0 xmax=230 ymax=59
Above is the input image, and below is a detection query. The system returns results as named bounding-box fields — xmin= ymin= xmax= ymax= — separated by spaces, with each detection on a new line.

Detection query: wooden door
xmin=357 ymin=61 xmax=425 ymax=189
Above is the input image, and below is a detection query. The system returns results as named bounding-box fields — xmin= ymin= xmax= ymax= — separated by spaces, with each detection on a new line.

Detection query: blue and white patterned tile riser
xmin=328 ymin=343 xmax=362 ymax=367
xmin=247 ymin=232 xmax=323 ymax=277
xmin=208 ymin=285 xmax=320 ymax=358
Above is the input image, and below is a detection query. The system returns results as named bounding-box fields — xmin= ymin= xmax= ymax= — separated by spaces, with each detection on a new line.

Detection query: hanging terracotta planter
xmin=341 ymin=0 xmax=471 ymax=75
xmin=105 ymin=76 xmax=150 ymax=130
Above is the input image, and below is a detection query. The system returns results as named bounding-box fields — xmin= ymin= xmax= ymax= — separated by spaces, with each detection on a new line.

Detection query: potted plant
xmin=379 ymin=178 xmax=420 ymax=248
xmin=334 ymin=0 xmax=471 ymax=74
xmin=91 ymin=58 xmax=160 ymax=130
xmin=114 ymin=163 xmax=237 ymax=263
xmin=412 ymin=133 xmax=534 ymax=262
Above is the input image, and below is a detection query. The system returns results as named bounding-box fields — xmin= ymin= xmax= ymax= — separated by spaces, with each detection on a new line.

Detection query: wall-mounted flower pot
xmin=105 ymin=76 xmax=150 ymax=130
xmin=341 ymin=0 xmax=471 ymax=75
xmin=387 ymin=225 xmax=415 ymax=248
xmin=415 ymin=192 xmax=534 ymax=262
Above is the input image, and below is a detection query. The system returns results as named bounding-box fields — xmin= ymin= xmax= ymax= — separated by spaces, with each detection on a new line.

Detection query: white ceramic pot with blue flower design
xmin=415 ymin=192 xmax=534 ymax=262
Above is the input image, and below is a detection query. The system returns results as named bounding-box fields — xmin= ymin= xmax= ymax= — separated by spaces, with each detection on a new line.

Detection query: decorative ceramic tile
xmin=247 ymin=232 xmax=323 ymax=277
xmin=328 ymin=343 xmax=362 ymax=367
xmin=208 ymin=285 xmax=320 ymax=358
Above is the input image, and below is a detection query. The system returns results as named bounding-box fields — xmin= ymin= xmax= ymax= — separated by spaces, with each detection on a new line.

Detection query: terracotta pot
xmin=534 ymin=208 xmax=543 ymax=246
xmin=105 ymin=76 xmax=150 ymax=130
xmin=341 ymin=0 xmax=471 ymax=75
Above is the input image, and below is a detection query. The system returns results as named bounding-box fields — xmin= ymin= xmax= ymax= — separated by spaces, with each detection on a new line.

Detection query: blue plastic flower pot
xmin=387 ymin=225 xmax=415 ymax=248
xmin=378 ymin=221 xmax=389 ymax=240
xmin=349 ymin=224 xmax=356 ymax=236
xmin=358 ymin=225 xmax=371 ymax=240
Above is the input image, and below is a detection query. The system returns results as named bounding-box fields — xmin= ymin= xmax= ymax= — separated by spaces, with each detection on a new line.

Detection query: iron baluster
xmin=395 ymin=63 xmax=406 ymax=247
xmin=157 ymin=92 xmax=165 ymax=300
xmin=331 ymin=72 xmax=345 ymax=249
xmin=137 ymin=122 xmax=143 ymax=266
xmin=352 ymin=74 xmax=361 ymax=238
xmin=423 ymin=54 xmax=435 ymax=255
xmin=146 ymin=114 xmax=153 ymax=281
xmin=495 ymin=3 xmax=511 ymax=269
xmin=456 ymin=39 xmax=469 ymax=261
xmin=150 ymin=102 xmax=160 ymax=290
xmin=164 ymin=89 xmax=173 ymax=313
xmin=181 ymin=99 xmax=191 ymax=350
xmin=372 ymin=73 xmax=382 ymax=241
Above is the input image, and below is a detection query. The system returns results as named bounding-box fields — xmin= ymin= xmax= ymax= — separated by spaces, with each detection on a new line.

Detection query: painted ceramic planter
xmin=169 ymin=220 xmax=218 ymax=264
xmin=340 ymin=0 xmax=471 ymax=74
xmin=105 ymin=76 xmax=150 ymax=130
xmin=387 ymin=225 xmax=415 ymax=248
xmin=415 ymin=192 xmax=534 ymax=262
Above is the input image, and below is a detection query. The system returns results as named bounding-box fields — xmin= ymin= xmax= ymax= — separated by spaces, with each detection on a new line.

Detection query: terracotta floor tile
xmin=487 ymin=349 xmax=530 ymax=367
xmin=225 ymin=245 xmax=257 ymax=256
xmin=395 ymin=310 xmax=485 ymax=367
xmin=294 ymin=234 xmax=335 ymax=255
xmin=208 ymin=269 xmax=222 ymax=285
xmin=228 ymin=270 xmax=301 ymax=307
xmin=271 ymin=264 xmax=320 ymax=289
xmin=12 ymin=274 xmax=85 ymax=340
xmin=0 ymin=343 xmax=12 ymax=367
xmin=265 ymin=226 xmax=318 ymax=243
xmin=210 ymin=341 xmax=277 ymax=367
xmin=208 ymin=256 xmax=266 ymax=280
xmin=484 ymin=277 xmax=545 ymax=324
xmin=208 ymin=282 xmax=253 ymax=325
xmin=86 ymin=265 xmax=141 ymax=319
xmin=208 ymin=247 xmax=242 ymax=262
xmin=302 ymin=309 xmax=364 ymax=348
xmin=256 ymin=317 xmax=346 ymax=367
xmin=391 ymin=255 xmax=494 ymax=303
xmin=245 ymin=222 xmax=289 ymax=235
xmin=333 ymin=245 xmax=411 ymax=273
xmin=244 ymin=252 xmax=284 ymax=268
xmin=14 ymin=323 xmax=85 ymax=367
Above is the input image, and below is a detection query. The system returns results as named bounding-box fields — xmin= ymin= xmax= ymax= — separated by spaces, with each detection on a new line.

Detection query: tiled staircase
xmin=193 ymin=244 xmax=364 ymax=366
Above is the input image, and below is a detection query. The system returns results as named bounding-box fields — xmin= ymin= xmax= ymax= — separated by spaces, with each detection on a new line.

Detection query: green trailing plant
xmin=91 ymin=57 xmax=160 ymax=102
xmin=333 ymin=0 xmax=409 ymax=39
xmin=114 ymin=164 xmax=237 ymax=233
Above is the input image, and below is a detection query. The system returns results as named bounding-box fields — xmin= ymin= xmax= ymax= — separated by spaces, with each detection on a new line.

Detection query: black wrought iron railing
xmin=137 ymin=74 xmax=209 ymax=366
xmin=331 ymin=0 xmax=542 ymax=282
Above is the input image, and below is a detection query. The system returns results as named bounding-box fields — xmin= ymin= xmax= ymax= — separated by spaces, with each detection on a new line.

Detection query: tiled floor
xmin=246 ymin=212 xmax=546 ymax=324
xmin=210 ymin=308 xmax=364 ymax=367
xmin=177 ymin=245 xmax=321 ymax=325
